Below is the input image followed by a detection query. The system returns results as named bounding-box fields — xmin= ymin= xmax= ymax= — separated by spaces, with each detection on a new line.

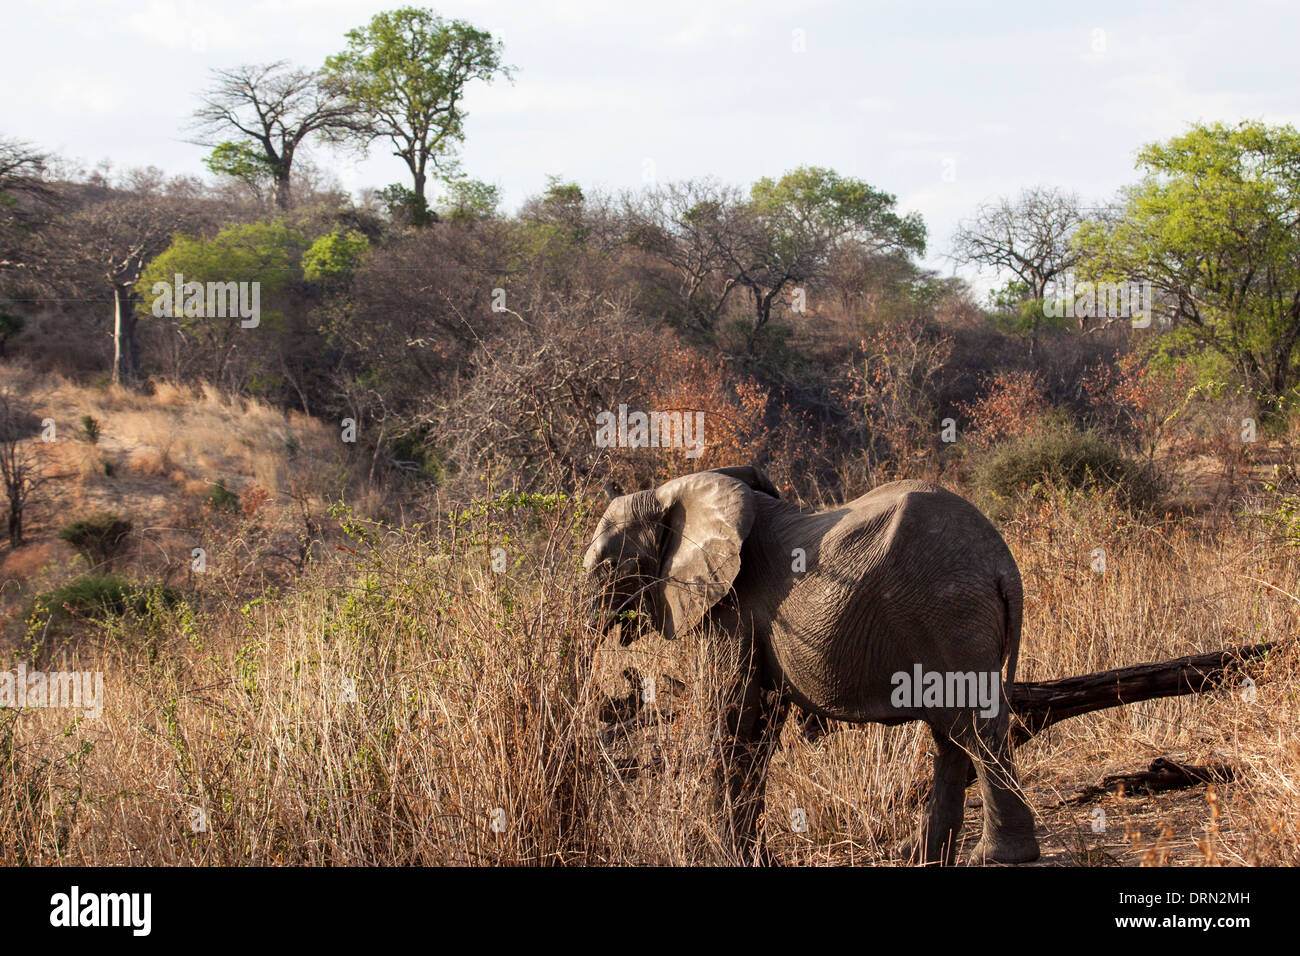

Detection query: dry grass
xmin=0 ymin=363 xmax=339 ymax=508
xmin=2 ymin=473 xmax=1298 ymax=866
xmin=1 ymin=364 xmax=1297 ymax=865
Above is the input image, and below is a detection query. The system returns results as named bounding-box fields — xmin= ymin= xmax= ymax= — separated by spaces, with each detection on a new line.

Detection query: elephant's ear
xmin=652 ymin=471 xmax=756 ymax=638
xmin=708 ymin=464 xmax=780 ymax=499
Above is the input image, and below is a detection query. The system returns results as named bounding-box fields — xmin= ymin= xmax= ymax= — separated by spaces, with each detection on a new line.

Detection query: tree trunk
xmin=113 ymin=284 xmax=140 ymax=387
xmin=1007 ymin=641 xmax=1275 ymax=745
xmin=273 ymin=168 xmax=293 ymax=211
xmin=411 ymin=165 xmax=434 ymax=226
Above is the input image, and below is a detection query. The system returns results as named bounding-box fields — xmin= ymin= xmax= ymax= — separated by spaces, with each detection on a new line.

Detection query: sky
xmin=5 ymin=0 xmax=1299 ymax=286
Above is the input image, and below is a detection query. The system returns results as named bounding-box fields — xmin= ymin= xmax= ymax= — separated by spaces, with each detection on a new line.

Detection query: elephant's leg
xmin=952 ymin=705 xmax=1039 ymax=865
xmin=712 ymin=644 xmax=789 ymax=865
xmin=916 ymin=729 xmax=972 ymax=866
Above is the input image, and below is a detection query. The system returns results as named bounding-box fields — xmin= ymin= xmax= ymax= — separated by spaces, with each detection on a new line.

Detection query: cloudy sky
xmin=6 ymin=0 xmax=1299 ymax=282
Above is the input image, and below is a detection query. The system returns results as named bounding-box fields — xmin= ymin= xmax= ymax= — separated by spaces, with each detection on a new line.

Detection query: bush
xmin=975 ymin=418 xmax=1163 ymax=509
xmin=960 ymin=369 xmax=1046 ymax=449
xmin=28 ymin=575 xmax=181 ymax=627
xmin=80 ymin=414 xmax=102 ymax=444
xmin=303 ymin=229 xmax=370 ymax=283
xmin=58 ymin=513 xmax=132 ymax=569
xmin=205 ymin=479 xmax=240 ymax=511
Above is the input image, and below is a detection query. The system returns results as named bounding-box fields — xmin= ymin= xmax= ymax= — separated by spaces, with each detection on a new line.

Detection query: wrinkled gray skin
xmin=583 ymin=465 xmax=1039 ymax=866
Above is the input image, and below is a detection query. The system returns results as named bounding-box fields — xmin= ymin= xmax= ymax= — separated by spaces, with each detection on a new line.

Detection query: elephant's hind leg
xmin=951 ymin=706 xmax=1039 ymax=865
xmin=917 ymin=730 xmax=972 ymax=866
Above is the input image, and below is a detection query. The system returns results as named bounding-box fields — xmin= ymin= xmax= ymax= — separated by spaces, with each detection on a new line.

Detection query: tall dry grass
xmin=2 ymin=477 xmax=1298 ymax=866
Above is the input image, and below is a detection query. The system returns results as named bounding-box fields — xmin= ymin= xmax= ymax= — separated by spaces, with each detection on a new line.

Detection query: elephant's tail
xmin=997 ymin=568 xmax=1024 ymax=686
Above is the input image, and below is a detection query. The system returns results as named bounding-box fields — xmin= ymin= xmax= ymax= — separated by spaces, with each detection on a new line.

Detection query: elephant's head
xmin=583 ymin=467 xmax=776 ymax=644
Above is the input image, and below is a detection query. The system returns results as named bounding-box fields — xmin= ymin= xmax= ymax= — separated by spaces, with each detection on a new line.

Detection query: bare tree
xmin=952 ymin=186 xmax=1082 ymax=306
xmin=0 ymin=137 xmax=56 ymax=271
xmin=0 ymin=137 xmax=50 ymax=195
xmin=0 ymin=393 xmax=46 ymax=547
xmin=39 ymin=195 xmax=201 ymax=386
xmin=623 ymin=180 xmax=745 ymax=332
xmin=193 ymin=61 xmax=361 ymax=211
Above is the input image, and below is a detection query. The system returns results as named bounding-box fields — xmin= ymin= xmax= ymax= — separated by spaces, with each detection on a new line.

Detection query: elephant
xmin=583 ymin=464 xmax=1040 ymax=865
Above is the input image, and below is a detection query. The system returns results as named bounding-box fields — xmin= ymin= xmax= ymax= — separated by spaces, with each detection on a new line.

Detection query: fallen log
xmin=1061 ymin=756 xmax=1236 ymax=805
xmin=1006 ymin=641 xmax=1278 ymax=745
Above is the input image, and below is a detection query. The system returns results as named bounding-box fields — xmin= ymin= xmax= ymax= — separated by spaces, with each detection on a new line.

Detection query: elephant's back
xmin=833 ymin=480 xmax=1010 ymax=566
xmin=771 ymin=481 xmax=1017 ymax=721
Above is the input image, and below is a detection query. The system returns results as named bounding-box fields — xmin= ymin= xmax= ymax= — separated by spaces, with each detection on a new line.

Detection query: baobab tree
xmin=193 ymin=61 xmax=362 ymax=211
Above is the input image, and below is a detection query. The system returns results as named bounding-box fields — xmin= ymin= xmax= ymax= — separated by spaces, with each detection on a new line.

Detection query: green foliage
xmin=136 ymin=220 xmax=306 ymax=327
xmin=749 ymin=165 xmax=927 ymax=260
xmin=975 ymin=416 xmax=1163 ymax=509
xmin=1257 ymin=470 xmax=1300 ymax=546
xmin=0 ymin=309 xmax=23 ymax=348
xmin=985 ymin=279 xmax=1068 ymax=338
xmin=206 ymin=479 xmax=240 ymax=511
xmin=203 ymin=141 xmax=275 ymax=191
xmin=376 ymin=183 xmax=430 ymax=225
xmin=388 ymin=429 xmax=445 ymax=482
xmin=28 ymin=576 xmax=181 ymax=628
xmin=529 ymin=176 xmax=586 ymax=241
xmin=438 ymin=176 xmax=500 ymax=223
xmin=1074 ymin=120 xmax=1300 ymax=401
xmin=324 ymin=6 xmax=509 ymax=224
xmin=1145 ymin=325 xmax=1240 ymax=390
xmin=58 ymin=513 xmax=132 ymax=569
xmin=303 ymin=229 xmax=370 ymax=283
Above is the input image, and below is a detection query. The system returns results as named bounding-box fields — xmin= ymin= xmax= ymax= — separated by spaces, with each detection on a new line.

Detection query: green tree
xmin=324 ymin=7 xmax=510 ymax=226
xmin=438 ymin=175 xmax=500 ymax=223
xmin=203 ymin=141 xmax=276 ymax=200
xmin=0 ymin=309 xmax=23 ymax=356
xmin=1075 ymin=121 xmax=1300 ymax=402
xmin=303 ymin=229 xmax=370 ymax=283
xmin=733 ymin=166 xmax=926 ymax=349
xmin=985 ymin=278 xmax=1068 ymax=342
xmin=137 ymin=221 xmax=306 ymax=386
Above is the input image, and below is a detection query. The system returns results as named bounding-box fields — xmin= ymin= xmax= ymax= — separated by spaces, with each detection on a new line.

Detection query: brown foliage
xmin=960 ymin=369 xmax=1047 ymax=449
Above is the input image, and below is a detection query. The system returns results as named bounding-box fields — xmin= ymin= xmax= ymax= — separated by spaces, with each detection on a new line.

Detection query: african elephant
xmin=583 ymin=465 xmax=1039 ymax=865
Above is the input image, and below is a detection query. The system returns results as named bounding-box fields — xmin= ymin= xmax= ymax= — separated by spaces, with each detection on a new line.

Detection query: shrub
xmin=845 ymin=318 xmax=954 ymax=476
xmin=80 ymin=414 xmax=102 ymax=444
xmin=960 ymin=369 xmax=1046 ymax=449
xmin=28 ymin=575 xmax=181 ymax=626
xmin=206 ymin=479 xmax=240 ymax=511
xmin=1084 ymin=352 xmax=1196 ymax=460
xmin=57 ymin=513 xmax=132 ymax=569
xmin=975 ymin=417 xmax=1163 ymax=509
xmin=303 ymin=229 xmax=370 ymax=284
